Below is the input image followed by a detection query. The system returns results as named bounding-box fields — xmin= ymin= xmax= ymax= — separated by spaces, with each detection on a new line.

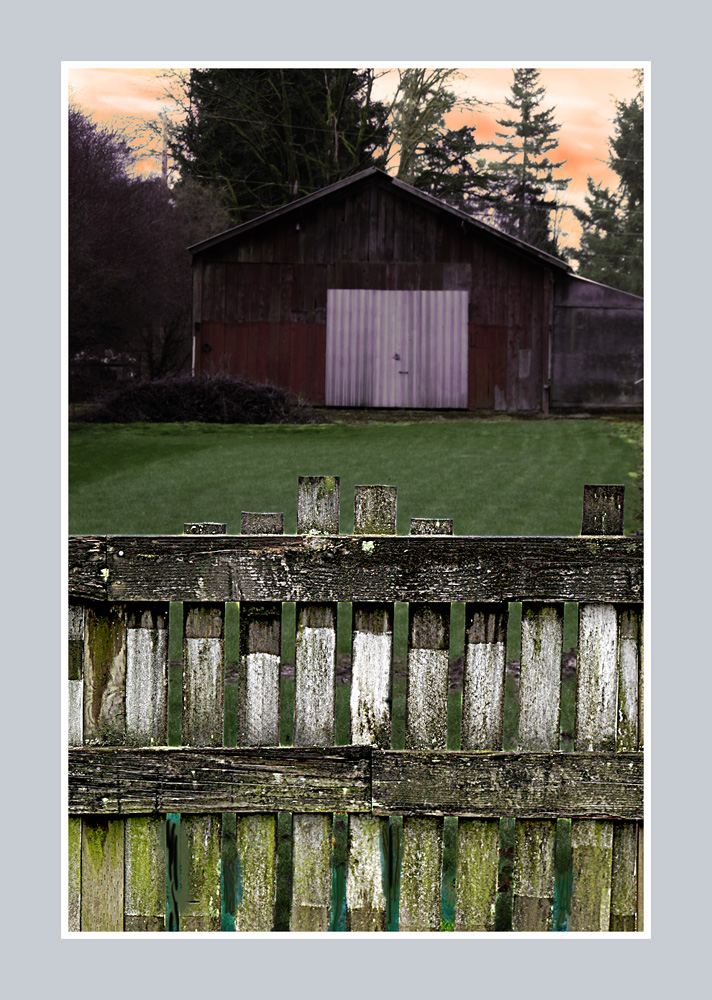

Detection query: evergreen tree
xmin=169 ymin=68 xmax=389 ymax=223
xmin=571 ymin=74 xmax=643 ymax=295
xmin=411 ymin=125 xmax=488 ymax=210
xmin=474 ymin=68 xmax=570 ymax=254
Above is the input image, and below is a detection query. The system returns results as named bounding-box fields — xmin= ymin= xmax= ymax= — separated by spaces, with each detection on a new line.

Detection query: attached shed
xmin=551 ymin=275 xmax=644 ymax=410
xmin=189 ymin=167 xmax=642 ymax=412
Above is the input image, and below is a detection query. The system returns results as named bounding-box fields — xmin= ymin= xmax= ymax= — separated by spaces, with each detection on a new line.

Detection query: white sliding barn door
xmin=325 ymin=289 xmax=468 ymax=408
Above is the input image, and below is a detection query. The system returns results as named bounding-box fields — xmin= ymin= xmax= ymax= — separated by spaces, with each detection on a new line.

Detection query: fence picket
xmin=570 ymin=486 xmax=623 ymax=931
xmin=610 ymin=606 xmax=643 ymax=930
xmin=346 ymin=485 xmax=397 ymax=931
xmin=81 ymin=602 xmax=126 ymax=929
xmin=68 ymin=602 xmax=84 ymax=747
xmin=124 ymin=604 xmax=169 ymax=930
xmin=68 ymin=602 xmax=84 ymax=930
xmin=399 ymin=517 xmax=452 ymax=931
xmin=456 ymin=603 xmax=508 ymax=930
xmin=291 ymin=477 xmax=339 ymax=931
xmin=179 ymin=601 xmax=224 ymax=930
xmin=180 ymin=522 xmax=226 ymax=932
xmin=233 ymin=511 xmax=284 ymax=931
xmin=512 ymin=603 xmax=563 ymax=930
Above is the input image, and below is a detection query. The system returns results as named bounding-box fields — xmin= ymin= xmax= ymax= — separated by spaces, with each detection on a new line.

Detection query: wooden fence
xmin=67 ymin=478 xmax=644 ymax=932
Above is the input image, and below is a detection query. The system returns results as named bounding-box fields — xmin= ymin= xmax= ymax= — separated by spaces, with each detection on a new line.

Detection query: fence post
xmin=291 ymin=477 xmax=339 ymax=931
xmin=456 ymin=602 xmax=508 ymax=930
xmin=569 ymin=486 xmax=624 ymax=930
xmin=346 ymin=485 xmax=397 ymax=931
xmin=232 ymin=511 xmax=284 ymax=931
xmin=399 ymin=517 xmax=452 ymax=931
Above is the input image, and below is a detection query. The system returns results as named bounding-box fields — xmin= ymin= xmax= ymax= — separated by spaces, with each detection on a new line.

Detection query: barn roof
xmin=188 ymin=166 xmax=573 ymax=273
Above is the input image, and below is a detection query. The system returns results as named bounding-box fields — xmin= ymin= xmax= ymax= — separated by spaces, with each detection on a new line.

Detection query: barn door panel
xmin=417 ymin=291 xmax=468 ymax=408
xmin=326 ymin=290 xmax=468 ymax=408
xmin=372 ymin=291 xmax=416 ymax=408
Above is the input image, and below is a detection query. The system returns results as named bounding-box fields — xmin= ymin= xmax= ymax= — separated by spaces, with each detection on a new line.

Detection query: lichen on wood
xmin=124 ymin=817 xmax=166 ymax=931
xmin=83 ymin=603 xmax=126 ymax=745
xmin=235 ymin=814 xmax=277 ymax=931
xmin=81 ymin=818 xmax=125 ymax=931
xmin=290 ymin=814 xmax=333 ymax=931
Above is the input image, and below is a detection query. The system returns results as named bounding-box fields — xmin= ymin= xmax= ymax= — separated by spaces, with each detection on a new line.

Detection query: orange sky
xmin=67 ymin=63 xmax=643 ymax=253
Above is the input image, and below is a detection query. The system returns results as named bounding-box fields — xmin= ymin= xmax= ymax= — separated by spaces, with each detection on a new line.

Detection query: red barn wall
xmin=192 ymin=177 xmax=554 ymax=411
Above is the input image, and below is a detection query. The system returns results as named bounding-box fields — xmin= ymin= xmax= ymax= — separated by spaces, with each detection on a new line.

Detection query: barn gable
xmin=189 ymin=168 xmax=641 ymax=412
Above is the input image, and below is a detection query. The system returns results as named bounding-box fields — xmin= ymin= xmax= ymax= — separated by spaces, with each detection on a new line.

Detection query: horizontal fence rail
xmin=69 ymin=747 xmax=643 ymax=820
xmin=67 ymin=479 xmax=644 ymax=934
xmin=70 ymin=534 xmax=642 ymax=604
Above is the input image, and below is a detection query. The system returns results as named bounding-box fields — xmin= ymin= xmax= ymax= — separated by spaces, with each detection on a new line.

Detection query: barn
xmin=189 ymin=167 xmax=643 ymax=413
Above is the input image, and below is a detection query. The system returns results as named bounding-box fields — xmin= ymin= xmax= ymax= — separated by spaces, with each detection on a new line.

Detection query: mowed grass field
xmin=68 ymin=416 xmax=643 ymax=537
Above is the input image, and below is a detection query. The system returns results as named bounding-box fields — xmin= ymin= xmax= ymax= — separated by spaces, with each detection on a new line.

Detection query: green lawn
xmin=68 ymin=417 xmax=642 ymax=536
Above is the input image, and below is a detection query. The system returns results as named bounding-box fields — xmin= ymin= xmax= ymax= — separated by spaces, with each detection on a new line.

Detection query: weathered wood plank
xmin=581 ymin=484 xmax=625 ymax=536
xmin=123 ymin=603 xmax=169 ymax=931
xmin=182 ymin=603 xmax=224 ymax=746
xmin=291 ymin=814 xmax=333 ymax=931
xmin=68 ymin=747 xmax=642 ymax=818
xmin=570 ymin=485 xmax=622 ymax=931
xmin=610 ymin=605 xmax=643 ymax=931
xmin=180 ymin=814 xmax=222 ymax=931
xmin=81 ymin=818 xmax=124 ymax=931
xmin=292 ymin=477 xmax=337 ymax=931
xmin=181 ymin=518 xmax=226 ymax=931
xmin=610 ymin=821 xmax=638 ymax=932
xmin=637 ymin=822 xmax=644 ymax=932
xmin=232 ymin=511 xmax=283 ymax=931
xmin=72 ymin=534 xmax=643 ymax=604
xmin=512 ymin=603 xmax=563 ymax=931
xmin=400 ymin=518 xmax=450 ymax=931
xmin=235 ymin=813 xmax=276 ymax=931
xmin=68 ymin=602 xmax=84 ymax=747
xmin=399 ymin=816 xmax=442 ymax=930
xmin=124 ymin=817 xmax=166 ymax=931
xmin=569 ymin=819 xmax=614 ymax=931
xmin=69 ymin=536 xmax=107 ymax=600
xmin=456 ymin=602 xmax=507 ymax=930
xmin=68 ymin=817 xmax=82 ymax=931
xmin=238 ymin=514 xmax=283 ymax=746
xmin=83 ymin=603 xmax=126 ymax=745
xmin=294 ymin=603 xmax=336 ymax=746
xmin=347 ymin=486 xmax=396 ymax=931
xmin=79 ymin=601 xmax=127 ymax=929
xmin=371 ymin=751 xmax=643 ymax=820
xmin=125 ymin=605 xmax=169 ymax=746
xmin=297 ymin=475 xmax=340 ymax=534
xmin=570 ymin=604 xmax=617 ymax=931
xmin=576 ymin=604 xmax=619 ymax=753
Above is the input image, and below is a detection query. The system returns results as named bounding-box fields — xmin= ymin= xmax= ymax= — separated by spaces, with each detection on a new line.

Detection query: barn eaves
xmin=188 ymin=166 xmax=573 ymax=273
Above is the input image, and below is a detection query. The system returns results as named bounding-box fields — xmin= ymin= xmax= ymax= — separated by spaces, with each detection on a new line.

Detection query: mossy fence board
xmin=67 ymin=479 xmax=644 ymax=933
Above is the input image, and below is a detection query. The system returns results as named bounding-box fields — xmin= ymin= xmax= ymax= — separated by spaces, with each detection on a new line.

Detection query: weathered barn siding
xmin=191 ymin=170 xmax=561 ymax=411
xmin=551 ymin=276 xmax=643 ymax=410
